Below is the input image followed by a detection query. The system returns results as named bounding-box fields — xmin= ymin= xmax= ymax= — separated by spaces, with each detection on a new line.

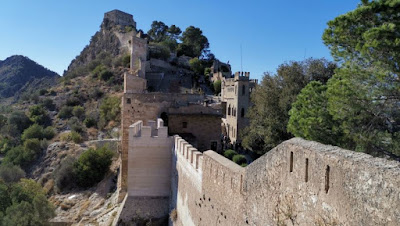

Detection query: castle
xmin=107 ymin=10 xmax=400 ymax=225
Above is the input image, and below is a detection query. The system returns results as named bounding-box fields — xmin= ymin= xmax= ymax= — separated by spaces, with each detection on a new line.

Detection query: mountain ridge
xmin=0 ymin=55 xmax=59 ymax=99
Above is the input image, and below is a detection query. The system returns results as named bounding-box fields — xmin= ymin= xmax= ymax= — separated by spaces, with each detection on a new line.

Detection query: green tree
xmin=73 ymin=147 xmax=114 ymax=188
xmin=189 ymin=58 xmax=204 ymax=75
xmin=321 ymin=0 xmax=400 ymax=156
xmin=213 ymin=80 xmax=221 ymax=95
xmin=147 ymin=21 xmax=169 ymax=43
xmin=167 ymin=25 xmax=182 ymax=40
xmin=242 ymin=59 xmax=335 ymax=155
xmin=178 ymin=26 xmax=209 ymax=58
xmin=288 ymin=81 xmax=341 ymax=145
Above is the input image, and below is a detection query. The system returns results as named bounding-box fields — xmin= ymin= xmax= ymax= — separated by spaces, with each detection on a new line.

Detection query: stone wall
xmin=119 ymin=119 xmax=173 ymax=222
xmin=170 ymin=137 xmax=400 ymax=226
xmin=169 ymin=114 xmax=221 ymax=152
xmin=120 ymin=93 xmax=205 ymax=199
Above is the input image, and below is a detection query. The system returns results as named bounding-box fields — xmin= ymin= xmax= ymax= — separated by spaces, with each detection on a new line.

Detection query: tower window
xmin=126 ymin=98 xmax=131 ymax=104
xmin=182 ymin=122 xmax=188 ymax=128
xmin=241 ymin=108 xmax=245 ymax=117
xmin=242 ymin=85 xmax=245 ymax=96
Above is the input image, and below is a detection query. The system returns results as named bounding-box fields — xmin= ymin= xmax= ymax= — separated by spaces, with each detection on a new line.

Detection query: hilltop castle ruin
xmin=108 ymin=10 xmax=400 ymax=226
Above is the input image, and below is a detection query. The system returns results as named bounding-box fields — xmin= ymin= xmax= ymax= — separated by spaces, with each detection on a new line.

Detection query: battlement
xmin=234 ymin=71 xmax=250 ymax=80
xmin=129 ymin=119 xmax=168 ymax=138
xmin=174 ymin=135 xmax=203 ymax=171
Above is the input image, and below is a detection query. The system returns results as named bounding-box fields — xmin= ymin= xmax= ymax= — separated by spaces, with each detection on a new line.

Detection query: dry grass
xmin=170 ymin=208 xmax=178 ymax=222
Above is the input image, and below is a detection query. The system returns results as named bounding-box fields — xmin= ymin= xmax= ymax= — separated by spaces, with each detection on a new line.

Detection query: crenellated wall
xmin=170 ymin=137 xmax=400 ymax=226
xmin=119 ymin=119 xmax=173 ymax=222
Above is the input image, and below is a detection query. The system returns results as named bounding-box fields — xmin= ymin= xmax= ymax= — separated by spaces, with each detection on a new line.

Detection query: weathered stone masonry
xmin=119 ymin=119 xmax=400 ymax=225
xmin=170 ymin=136 xmax=400 ymax=226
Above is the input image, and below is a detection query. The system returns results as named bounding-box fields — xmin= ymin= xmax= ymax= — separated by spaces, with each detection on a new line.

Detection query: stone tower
xmin=221 ymin=72 xmax=257 ymax=144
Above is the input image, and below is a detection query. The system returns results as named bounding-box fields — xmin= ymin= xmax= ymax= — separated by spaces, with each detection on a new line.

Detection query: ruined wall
xmin=104 ymin=10 xmax=136 ymax=28
xmin=168 ymin=114 xmax=221 ymax=152
xmin=171 ymin=137 xmax=400 ymax=226
xmin=130 ymin=35 xmax=147 ymax=78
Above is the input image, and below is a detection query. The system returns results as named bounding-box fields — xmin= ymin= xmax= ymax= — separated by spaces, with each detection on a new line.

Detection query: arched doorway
xmin=160 ymin=112 xmax=168 ymax=127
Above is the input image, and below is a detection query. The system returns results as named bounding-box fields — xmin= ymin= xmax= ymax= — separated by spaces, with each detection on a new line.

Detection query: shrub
xmin=66 ymin=96 xmax=81 ymax=106
xmin=232 ymin=154 xmax=247 ymax=165
xmin=3 ymin=139 xmax=41 ymax=168
xmin=84 ymin=116 xmax=97 ymax=128
xmin=213 ymin=80 xmax=221 ymax=95
xmin=89 ymin=87 xmax=103 ymax=99
xmin=60 ymin=131 xmax=83 ymax=144
xmin=68 ymin=117 xmax=85 ymax=134
xmin=21 ymin=124 xmax=55 ymax=141
xmin=41 ymin=98 xmax=56 ymax=111
xmin=1 ymin=179 xmax=55 ymax=225
xmin=8 ymin=111 xmax=32 ymax=133
xmin=28 ymin=105 xmax=51 ymax=126
xmin=99 ymin=96 xmax=121 ymax=128
xmin=73 ymin=146 xmax=114 ymax=188
xmin=0 ymin=138 xmax=15 ymax=154
xmin=49 ymin=90 xmax=57 ymax=96
xmin=240 ymin=163 xmax=248 ymax=167
xmin=170 ymin=209 xmax=178 ymax=222
xmin=43 ymin=127 xmax=55 ymax=140
xmin=122 ymin=54 xmax=130 ymax=67
xmin=0 ymin=164 xmax=25 ymax=183
xmin=72 ymin=106 xmax=85 ymax=120
xmin=58 ymin=106 xmax=73 ymax=119
xmin=39 ymin=89 xmax=48 ymax=95
xmin=100 ymin=70 xmax=113 ymax=81
xmin=21 ymin=124 xmax=43 ymax=141
xmin=53 ymin=156 xmax=76 ymax=191
xmin=223 ymin=149 xmax=237 ymax=160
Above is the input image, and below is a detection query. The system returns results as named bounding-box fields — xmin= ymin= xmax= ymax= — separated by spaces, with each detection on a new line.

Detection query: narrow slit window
xmin=305 ymin=158 xmax=309 ymax=182
xmin=290 ymin=152 xmax=293 ymax=172
xmin=325 ymin=165 xmax=330 ymax=193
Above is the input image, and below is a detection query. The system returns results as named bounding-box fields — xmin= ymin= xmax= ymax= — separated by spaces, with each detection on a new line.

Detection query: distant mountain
xmin=0 ymin=55 xmax=59 ymax=99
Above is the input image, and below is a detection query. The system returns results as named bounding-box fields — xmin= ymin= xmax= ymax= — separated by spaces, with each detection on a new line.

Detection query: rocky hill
xmin=0 ymin=55 xmax=59 ymax=100
xmin=65 ymin=10 xmax=135 ymax=78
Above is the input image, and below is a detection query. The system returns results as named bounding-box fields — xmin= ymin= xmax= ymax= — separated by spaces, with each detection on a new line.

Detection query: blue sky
xmin=0 ymin=0 xmax=360 ymax=81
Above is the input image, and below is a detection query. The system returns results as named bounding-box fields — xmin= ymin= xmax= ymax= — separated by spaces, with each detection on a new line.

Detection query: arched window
xmin=242 ymin=85 xmax=245 ymax=96
xmin=241 ymin=108 xmax=245 ymax=117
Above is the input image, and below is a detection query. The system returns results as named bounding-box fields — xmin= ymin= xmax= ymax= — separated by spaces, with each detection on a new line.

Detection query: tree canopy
xmin=178 ymin=26 xmax=210 ymax=58
xmin=289 ymin=0 xmax=400 ymax=157
xmin=242 ymin=59 xmax=336 ymax=155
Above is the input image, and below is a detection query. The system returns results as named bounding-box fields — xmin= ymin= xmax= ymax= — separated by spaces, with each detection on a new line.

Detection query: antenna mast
xmin=240 ymin=44 xmax=243 ymax=71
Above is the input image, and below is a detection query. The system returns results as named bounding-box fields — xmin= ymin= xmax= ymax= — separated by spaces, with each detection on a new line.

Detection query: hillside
xmin=0 ymin=55 xmax=59 ymax=100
